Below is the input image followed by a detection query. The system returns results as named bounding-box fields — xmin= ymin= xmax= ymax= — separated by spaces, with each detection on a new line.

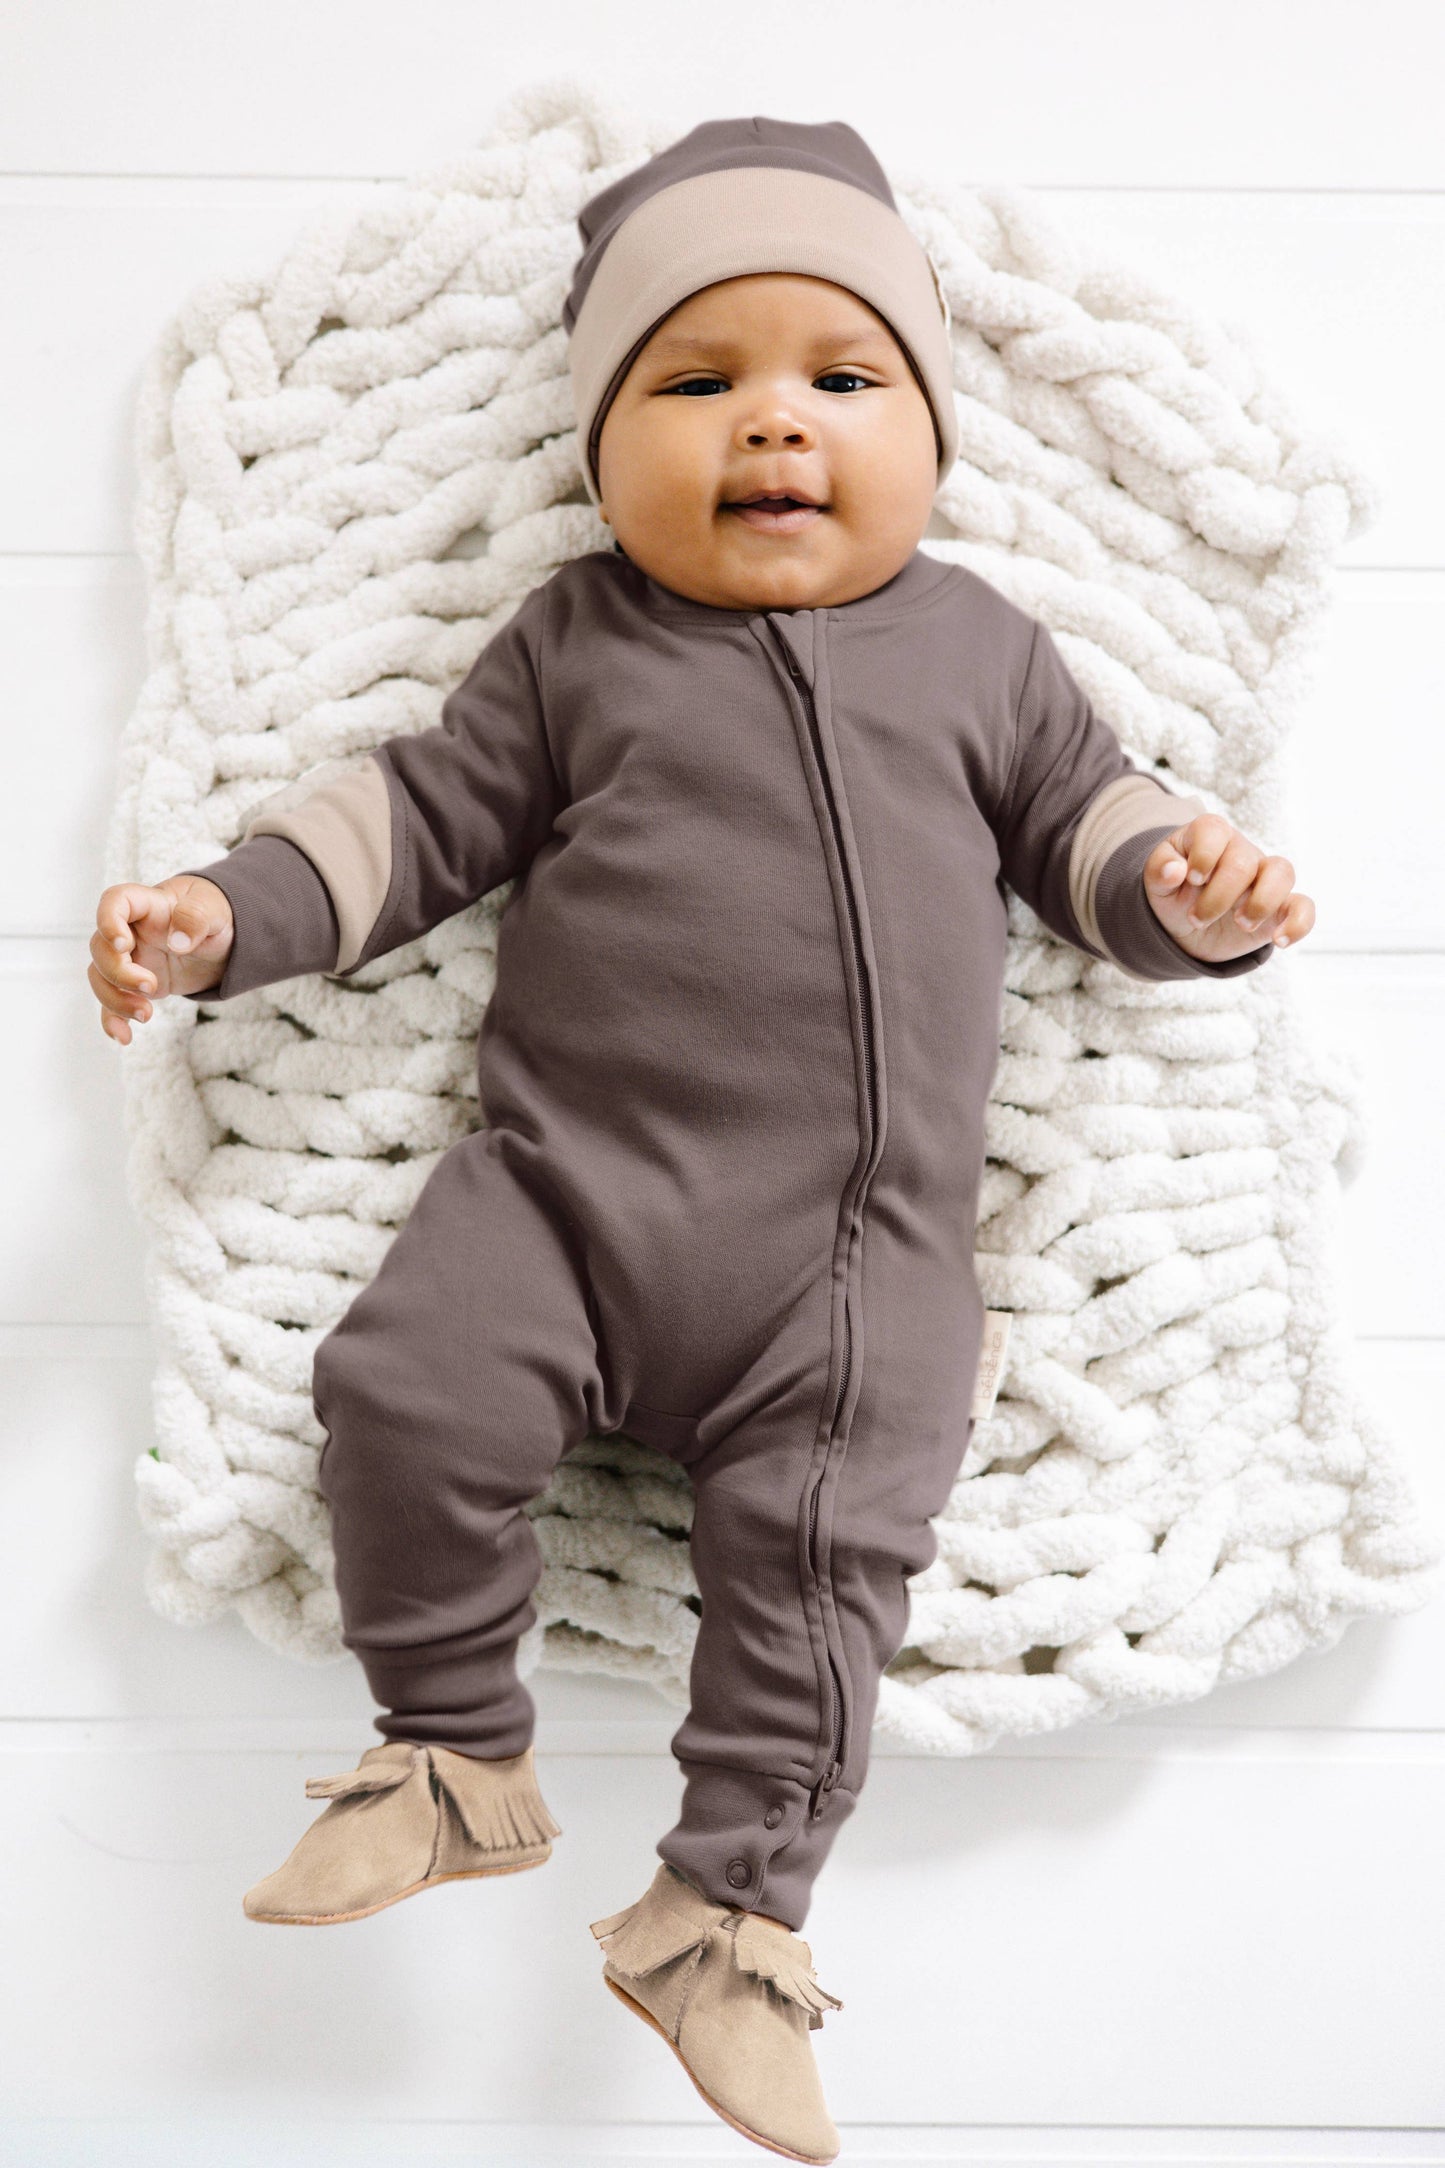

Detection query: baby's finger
xmin=1145 ymin=834 xmax=1192 ymax=895
xmin=1172 ymin=812 xmax=1234 ymax=891
xmin=1229 ymin=854 xmax=1296 ymax=935
xmin=96 ymin=882 xmax=169 ymax=954
xmin=1269 ymin=891 xmax=1315 ymax=949
xmin=89 ymin=958 xmax=154 ymax=1029
xmin=90 ymin=925 xmax=159 ymax=997
xmin=163 ymin=883 xmax=225 ymax=956
xmin=1186 ymin=831 xmax=1262 ymax=928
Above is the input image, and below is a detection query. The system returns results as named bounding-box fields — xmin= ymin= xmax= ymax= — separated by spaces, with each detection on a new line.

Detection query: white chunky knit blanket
xmin=109 ymin=78 xmax=1441 ymax=1754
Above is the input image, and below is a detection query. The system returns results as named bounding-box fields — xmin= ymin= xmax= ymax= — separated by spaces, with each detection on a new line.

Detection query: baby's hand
xmin=1143 ymin=813 xmax=1314 ymax=965
xmin=90 ymin=876 xmax=235 ymax=1045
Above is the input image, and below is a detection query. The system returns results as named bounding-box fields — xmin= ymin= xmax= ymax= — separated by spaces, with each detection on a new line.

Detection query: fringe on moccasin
xmin=433 ymin=1746 xmax=564 ymax=1852
xmin=591 ymin=1864 xmax=843 ymax=2027
xmin=305 ymin=1741 xmax=562 ymax=1851
xmin=304 ymin=1748 xmax=423 ymax=1800
xmin=731 ymin=1912 xmax=844 ymax=2028
xmin=589 ymin=1883 xmax=729 ymax=1976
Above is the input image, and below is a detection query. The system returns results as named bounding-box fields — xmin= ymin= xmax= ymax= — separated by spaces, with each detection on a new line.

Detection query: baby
xmin=91 ymin=118 xmax=1313 ymax=2163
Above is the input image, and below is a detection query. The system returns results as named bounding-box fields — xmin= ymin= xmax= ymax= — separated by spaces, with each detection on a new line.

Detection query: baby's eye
xmin=816 ymin=372 xmax=872 ymax=393
xmin=666 ymin=377 xmax=729 ymax=396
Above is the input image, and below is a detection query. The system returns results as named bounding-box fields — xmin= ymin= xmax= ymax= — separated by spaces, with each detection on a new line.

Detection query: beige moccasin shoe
xmin=243 ymin=1739 xmax=561 ymax=1924
xmin=590 ymin=1861 xmax=844 ymax=2164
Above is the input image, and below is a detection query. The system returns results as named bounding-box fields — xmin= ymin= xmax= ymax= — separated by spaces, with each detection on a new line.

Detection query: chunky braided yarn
xmin=108 ymin=77 xmax=1441 ymax=1754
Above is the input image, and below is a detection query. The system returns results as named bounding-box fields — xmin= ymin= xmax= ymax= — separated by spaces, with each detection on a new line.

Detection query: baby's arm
xmin=992 ymin=619 xmax=1308 ymax=978
xmin=92 ymin=581 xmax=560 ymax=1035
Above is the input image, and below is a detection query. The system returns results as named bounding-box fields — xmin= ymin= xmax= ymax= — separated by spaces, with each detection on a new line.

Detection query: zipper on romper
xmin=771 ymin=621 xmax=877 ymax=1823
xmin=805 ymin=1461 xmax=847 ymax=1819
xmin=777 ymin=637 xmax=879 ymax=1154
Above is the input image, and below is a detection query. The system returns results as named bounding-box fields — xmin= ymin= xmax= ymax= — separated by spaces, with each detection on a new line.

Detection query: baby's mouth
xmin=724 ymin=493 xmax=827 ymax=535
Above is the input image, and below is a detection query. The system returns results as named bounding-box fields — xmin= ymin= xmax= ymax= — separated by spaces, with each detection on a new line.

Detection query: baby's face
xmin=595 ymin=273 xmax=940 ymax=612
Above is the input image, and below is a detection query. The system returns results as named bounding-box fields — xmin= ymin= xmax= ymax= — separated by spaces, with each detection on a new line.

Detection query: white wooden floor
xmin=4 ymin=3 xmax=1443 ymax=2160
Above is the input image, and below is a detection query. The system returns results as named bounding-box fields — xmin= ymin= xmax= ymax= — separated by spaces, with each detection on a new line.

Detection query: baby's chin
xmin=707 ymin=553 xmax=847 ymax=612
xmin=711 ymin=526 xmax=889 ymax=610
xmin=616 ymin=512 xmax=874 ymax=611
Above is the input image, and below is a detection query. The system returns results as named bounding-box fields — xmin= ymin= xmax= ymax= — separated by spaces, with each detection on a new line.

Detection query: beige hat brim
xmin=567 ymin=164 xmax=957 ymax=509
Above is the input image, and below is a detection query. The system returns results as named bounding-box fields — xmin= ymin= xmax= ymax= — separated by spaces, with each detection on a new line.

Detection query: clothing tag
xmin=970 ymin=1311 xmax=1012 ymax=1421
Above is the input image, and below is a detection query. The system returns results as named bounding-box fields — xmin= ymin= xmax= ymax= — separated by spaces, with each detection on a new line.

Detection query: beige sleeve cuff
xmin=1068 ymin=772 xmax=1206 ymax=962
xmin=239 ymin=753 xmax=394 ymax=974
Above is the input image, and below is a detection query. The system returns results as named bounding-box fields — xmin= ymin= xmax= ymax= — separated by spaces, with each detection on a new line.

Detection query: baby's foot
xmin=590 ymin=1862 xmax=843 ymax=2163
xmin=243 ymin=1740 xmax=561 ymax=1924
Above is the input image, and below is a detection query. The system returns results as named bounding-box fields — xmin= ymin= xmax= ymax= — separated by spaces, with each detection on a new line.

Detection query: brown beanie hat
xmin=563 ymin=116 xmax=957 ymax=510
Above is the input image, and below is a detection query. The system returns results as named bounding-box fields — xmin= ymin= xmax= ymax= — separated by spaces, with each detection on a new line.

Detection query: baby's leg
xmin=313 ymin=1125 xmax=607 ymax=1759
xmin=656 ymin=1242 xmax=978 ymax=1932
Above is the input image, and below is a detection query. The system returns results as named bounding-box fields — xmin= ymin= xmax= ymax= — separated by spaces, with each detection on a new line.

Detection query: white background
xmin=2 ymin=2 xmax=1443 ymax=2161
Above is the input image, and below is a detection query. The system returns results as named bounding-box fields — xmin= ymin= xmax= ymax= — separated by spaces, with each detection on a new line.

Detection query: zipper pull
xmin=808 ymin=1759 xmax=842 ymax=1820
xmin=770 ymin=625 xmax=802 ymax=679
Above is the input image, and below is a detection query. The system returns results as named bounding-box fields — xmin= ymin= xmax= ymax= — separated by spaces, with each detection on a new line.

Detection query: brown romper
xmin=182 ymin=542 xmax=1273 ymax=1928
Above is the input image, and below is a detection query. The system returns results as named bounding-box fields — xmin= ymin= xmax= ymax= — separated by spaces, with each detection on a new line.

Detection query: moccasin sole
xmin=602 ymin=1972 xmax=838 ymax=2165
xmin=247 ymin=1846 xmax=551 ymax=1925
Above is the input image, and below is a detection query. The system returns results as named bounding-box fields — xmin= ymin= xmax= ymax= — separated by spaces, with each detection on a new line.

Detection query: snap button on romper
xmin=181 ymin=542 xmax=1274 ymax=1929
